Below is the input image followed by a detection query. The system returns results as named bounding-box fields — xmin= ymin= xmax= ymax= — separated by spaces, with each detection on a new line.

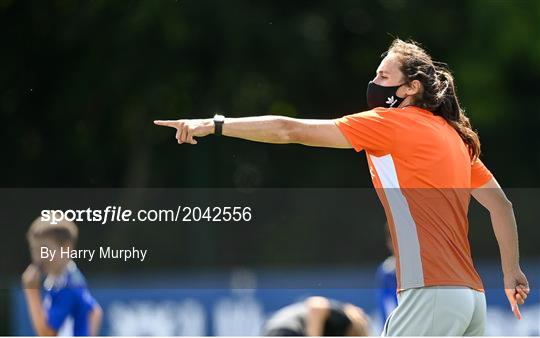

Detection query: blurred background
xmin=0 ymin=0 xmax=539 ymax=335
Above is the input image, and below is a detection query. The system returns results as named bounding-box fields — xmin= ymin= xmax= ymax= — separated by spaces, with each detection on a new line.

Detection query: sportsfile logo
xmin=40 ymin=206 xmax=252 ymax=225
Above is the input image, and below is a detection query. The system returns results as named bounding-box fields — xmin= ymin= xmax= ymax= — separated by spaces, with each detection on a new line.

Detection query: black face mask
xmin=366 ymin=81 xmax=405 ymax=109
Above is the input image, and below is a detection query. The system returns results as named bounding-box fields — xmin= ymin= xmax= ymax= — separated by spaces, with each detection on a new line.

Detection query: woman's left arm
xmin=471 ymin=177 xmax=530 ymax=319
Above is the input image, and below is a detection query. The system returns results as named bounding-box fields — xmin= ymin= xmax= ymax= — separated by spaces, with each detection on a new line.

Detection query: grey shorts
xmin=382 ymin=286 xmax=486 ymax=336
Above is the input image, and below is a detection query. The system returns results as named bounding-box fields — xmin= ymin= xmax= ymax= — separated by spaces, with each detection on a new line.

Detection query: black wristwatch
xmin=213 ymin=114 xmax=225 ymax=136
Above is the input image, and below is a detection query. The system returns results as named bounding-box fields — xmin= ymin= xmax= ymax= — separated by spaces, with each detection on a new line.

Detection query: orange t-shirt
xmin=335 ymin=106 xmax=493 ymax=292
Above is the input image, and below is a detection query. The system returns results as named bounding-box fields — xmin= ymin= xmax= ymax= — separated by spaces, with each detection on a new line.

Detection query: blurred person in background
xmin=376 ymin=224 xmax=397 ymax=325
xmin=155 ymin=38 xmax=529 ymax=336
xmin=22 ymin=218 xmax=102 ymax=336
xmin=261 ymin=296 xmax=370 ymax=336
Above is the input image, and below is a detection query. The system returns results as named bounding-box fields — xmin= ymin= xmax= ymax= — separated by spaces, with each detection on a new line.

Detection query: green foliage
xmin=1 ymin=0 xmax=539 ymax=187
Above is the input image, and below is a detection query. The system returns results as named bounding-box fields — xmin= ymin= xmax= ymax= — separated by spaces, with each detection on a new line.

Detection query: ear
xmin=396 ymin=79 xmax=421 ymax=99
xmin=404 ymin=79 xmax=422 ymax=96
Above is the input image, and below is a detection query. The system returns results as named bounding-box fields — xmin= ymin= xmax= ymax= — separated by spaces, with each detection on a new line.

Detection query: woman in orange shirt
xmin=155 ymin=39 xmax=529 ymax=336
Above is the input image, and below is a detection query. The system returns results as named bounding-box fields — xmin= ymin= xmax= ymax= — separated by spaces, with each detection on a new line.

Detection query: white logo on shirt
xmin=386 ymin=96 xmax=398 ymax=107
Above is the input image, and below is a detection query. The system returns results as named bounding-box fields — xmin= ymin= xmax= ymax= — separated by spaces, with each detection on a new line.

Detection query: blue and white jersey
xmin=42 ymin=261 xmax=97 ymax=336
xmin=376 ymin=256 xmax=398 ymax=323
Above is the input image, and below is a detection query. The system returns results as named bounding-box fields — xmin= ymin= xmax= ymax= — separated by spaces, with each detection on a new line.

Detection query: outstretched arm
xmin=471 ymin=177 xmax=529 ymax=319
xmin=154 ymin=115 xmax=352 ymax=148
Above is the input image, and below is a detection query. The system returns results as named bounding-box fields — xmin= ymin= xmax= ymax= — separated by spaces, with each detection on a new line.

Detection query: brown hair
xmin=27 ymin=218 xmax=78 ymax=245
xmin=387 ymin=39 xmax=481 ymax=160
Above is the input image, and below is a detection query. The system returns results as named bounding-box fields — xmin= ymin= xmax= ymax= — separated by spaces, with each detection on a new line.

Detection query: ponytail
xmin=435 ymin=70 xmax=481 ymax=160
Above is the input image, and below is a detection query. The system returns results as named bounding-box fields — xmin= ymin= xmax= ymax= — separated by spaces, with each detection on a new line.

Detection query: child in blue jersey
xmin=376 ymin=256 xmax=397 ymax=323
xmin=376 ymin=224 xmax=398 ymax=324
xmin=22 ymin=218 xmax=102 ymax=336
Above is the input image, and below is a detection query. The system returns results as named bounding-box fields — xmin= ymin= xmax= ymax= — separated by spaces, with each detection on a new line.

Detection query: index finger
xmin=506 ymin=288 xmax=522 ymax=320
xmin=513 ymin=303 xmax=522 ymax=320
xmin=154 ymin=120 xmax=178 ymax=128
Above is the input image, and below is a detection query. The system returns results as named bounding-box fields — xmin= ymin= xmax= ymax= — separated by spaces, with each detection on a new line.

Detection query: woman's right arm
xmin=471 ymin=177 xmax=530 ymax=319
xmin=154 ymin=115 xmax=352 ymax=148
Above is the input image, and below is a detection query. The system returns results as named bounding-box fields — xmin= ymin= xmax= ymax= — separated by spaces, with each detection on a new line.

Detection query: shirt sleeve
xmin=47 ymin=289 xmax=76 ymax=331
xmin=471 ymin=158 xmax=493 ymax=188
xmin=334 ymin=108 xmax=396 ymax=154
